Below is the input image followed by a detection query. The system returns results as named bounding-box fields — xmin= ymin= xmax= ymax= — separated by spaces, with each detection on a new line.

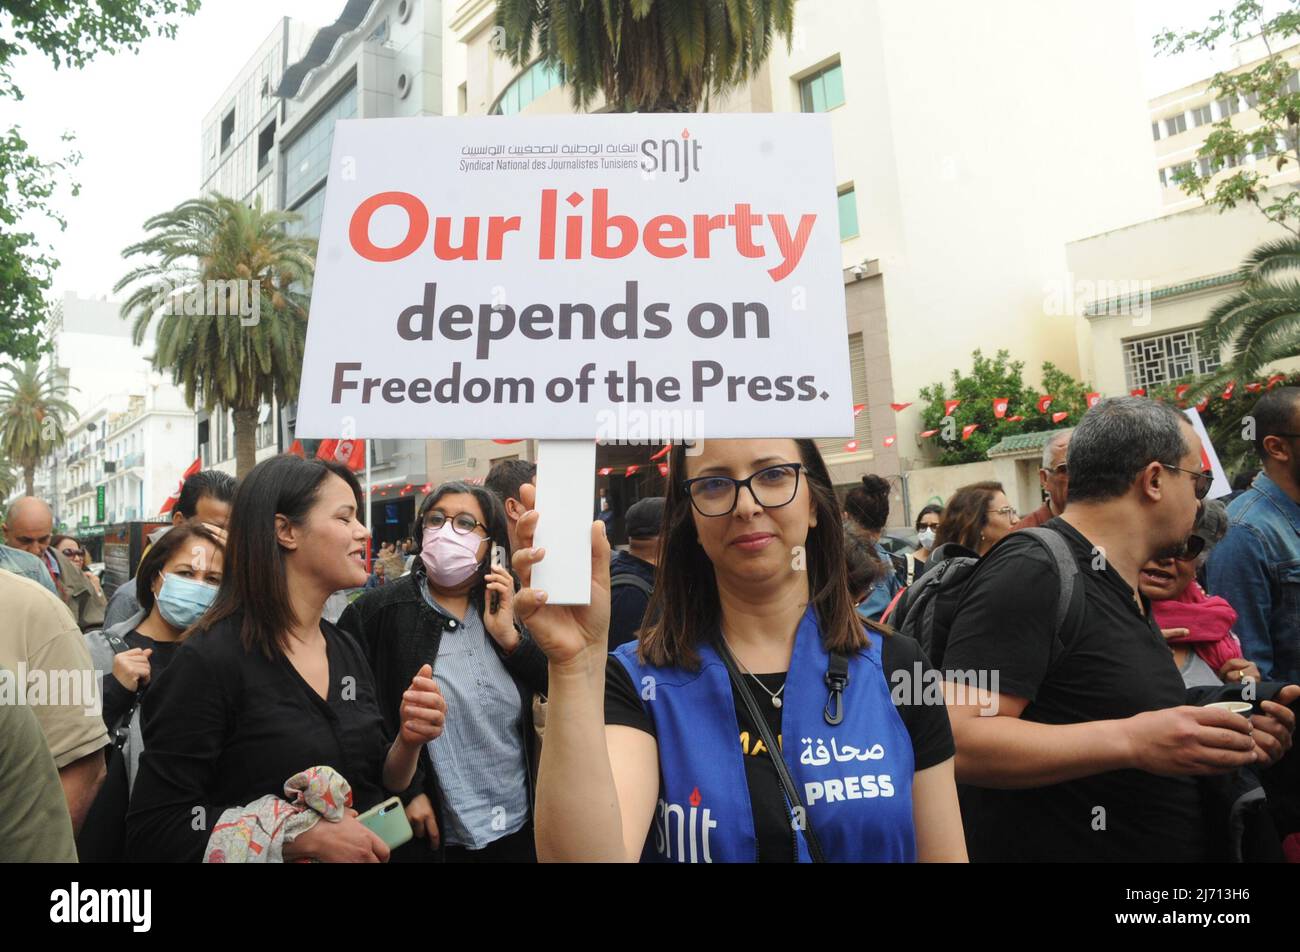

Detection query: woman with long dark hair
xmin=517 ymin=438 xmax=966 ymax=862
xmin=126 ymin=456 xmax=447 ymax=863
xmin=340 ymin=481 xmax=547 ymax=863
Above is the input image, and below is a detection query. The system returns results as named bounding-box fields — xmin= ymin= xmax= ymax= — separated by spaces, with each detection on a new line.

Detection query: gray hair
xmin=1040 ymin=429 xmax=1072 ymax=470
xmin=1067 ymin=397 xmax=1192 ymax=504
xmin=1192 ymin=498 xmax=1229 ymax=567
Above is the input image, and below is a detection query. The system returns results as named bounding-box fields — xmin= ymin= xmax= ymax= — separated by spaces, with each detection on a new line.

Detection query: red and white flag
xmin=961 ymin=423 xmax=980 ymax=440
xmin=1051 ymin=411 xmax=1069 ymax=424
xmin=1085 ymin=392 xmax=1102 ymax=409
xmin=993 ymin=398 xmax=1009 ymax=419
xmin=1037 ymin=395 xmax=1054 ymax=414
xmin=944 ymin=399 xmax=962 ymax=417
xmin=159 ymin=458 xmax=202 ymax=515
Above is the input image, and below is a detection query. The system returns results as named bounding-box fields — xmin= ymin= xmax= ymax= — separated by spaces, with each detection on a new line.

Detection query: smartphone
xmin=357 ymin=796 xmax=413 ymax=850
xmin=489 ymin=544 xmax=506 ymax=614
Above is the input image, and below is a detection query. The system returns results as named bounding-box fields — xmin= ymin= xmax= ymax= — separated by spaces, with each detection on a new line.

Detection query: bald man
xmin=3 ymin=496 xmax=102 ymax=630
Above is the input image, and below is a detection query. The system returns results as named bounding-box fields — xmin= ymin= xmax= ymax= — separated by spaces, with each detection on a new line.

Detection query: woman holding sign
xmin=517 ymin=438 xmax=967 ymax=862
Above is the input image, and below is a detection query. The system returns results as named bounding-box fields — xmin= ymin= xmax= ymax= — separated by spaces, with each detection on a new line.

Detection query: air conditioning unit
xmin=466 ymin=458 xmax=477 ymax=468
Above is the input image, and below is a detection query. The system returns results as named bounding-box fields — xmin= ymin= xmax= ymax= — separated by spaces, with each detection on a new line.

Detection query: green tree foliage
xmin=494 ymin=0 xmax=795 ymax=112
xmin=1148 ymin=368 xmax=1299 ymax=479
xmin=0 ymin=359 xmax=77 ymax=495
xmin=1197 ymin=236 xmax=1300 ymax=381
xmin=115 ymin=194 xmax=314 ymax=477
xmin=0 ymin=1 xmax=201 ymax=360
xmin=1156 ymin=1 xmax=1300 ymax=233
xmin=917 ymin=350 xmax=1092 ymax=465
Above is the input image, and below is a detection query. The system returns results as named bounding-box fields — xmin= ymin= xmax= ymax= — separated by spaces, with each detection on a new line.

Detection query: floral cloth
xmin=204 ymin=765 xmax=352 ymax=863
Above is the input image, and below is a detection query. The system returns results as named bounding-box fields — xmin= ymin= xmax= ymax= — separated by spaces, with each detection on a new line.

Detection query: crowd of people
xmin=2 ymin=388 xmax=1299 ymax=863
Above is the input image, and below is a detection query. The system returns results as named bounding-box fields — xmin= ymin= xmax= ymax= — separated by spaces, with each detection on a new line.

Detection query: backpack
xmin=888 ymin=527 xmax=1084 ymax=669
xmin=609 ymin=573 xmax=653 ymax=597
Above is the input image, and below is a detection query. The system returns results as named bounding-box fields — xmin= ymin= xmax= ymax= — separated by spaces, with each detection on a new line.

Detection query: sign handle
xmin=529 ymin=439 xmax=597 ymax=605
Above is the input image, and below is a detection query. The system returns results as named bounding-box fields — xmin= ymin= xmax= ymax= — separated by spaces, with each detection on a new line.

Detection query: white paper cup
xmin=1206 ymin=701 xmax=1253 ymax=716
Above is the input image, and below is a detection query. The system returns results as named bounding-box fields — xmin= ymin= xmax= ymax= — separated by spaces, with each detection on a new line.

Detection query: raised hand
xmin=399 ymin=664 xmax=446 ymax=747
xmin=482 ymin=564 xmax=519 ymax=651
xmin=510 ymin=481 xmax=612 ymax=667
xmin=112 ymin=647 xmax=153 ymax=692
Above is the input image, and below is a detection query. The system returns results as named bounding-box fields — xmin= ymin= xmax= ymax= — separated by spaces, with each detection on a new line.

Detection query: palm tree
xmin=115 ymin=194 xmax=316 ymax=477
xmin=1202 ymin=236 xmax=1300 ymax=380
xmin=0 ymin=459 xmax=17 ymax=500
xmin=495 ymin=0 xmax=796 ymax=113
xmin=0 ymin=360 xmax=78 ymax=496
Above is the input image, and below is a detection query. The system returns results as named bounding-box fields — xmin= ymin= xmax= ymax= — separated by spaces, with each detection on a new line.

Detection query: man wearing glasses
xmin=1208 ymin=387 xmax=1300 ymax=684
xmin=1016 ymin=429 xmax=1072 ymax=530
xmin=942 ymin=397 xmax=1295 ymax=862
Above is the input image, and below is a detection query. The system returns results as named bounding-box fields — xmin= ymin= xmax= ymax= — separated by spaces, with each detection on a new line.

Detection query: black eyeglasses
xmin=1173 ymin=533 xmax=1207 ymax=563
xmin=423 ymin=511 xmax=488 ymax=536
xmin=1160 ymin=463 xmax=1213 ymax=500
xmin=682 ymin=463 xmax=803 ymax=517
xmin=60 ymin=548 xmax=84 ymax=558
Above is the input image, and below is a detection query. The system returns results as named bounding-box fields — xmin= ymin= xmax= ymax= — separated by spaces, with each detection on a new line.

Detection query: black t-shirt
xmin=101 ymin=630 xmax=182 ymax=729
xmin=605 ymin=632 xmax=954 ymax=862
xmin=126 ymin=612 xmax=392 ymax=862
xmin=942 ymin=517 xmax=1207 ymax=862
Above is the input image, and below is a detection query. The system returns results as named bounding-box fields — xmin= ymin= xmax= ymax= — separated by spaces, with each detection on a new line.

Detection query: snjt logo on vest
xmin=654 ymin=786 xmax=718 ymax=862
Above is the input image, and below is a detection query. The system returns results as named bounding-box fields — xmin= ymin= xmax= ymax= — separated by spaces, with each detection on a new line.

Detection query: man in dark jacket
xmin=608 ymin=497 xmax=663 ymax=649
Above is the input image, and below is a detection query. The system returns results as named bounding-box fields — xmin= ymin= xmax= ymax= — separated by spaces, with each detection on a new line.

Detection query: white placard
xmin=528 ymin=440 xmax=597 ymax=604
xmin=294 ymin=114 xmax=854 ymax=442
xmin=1183 ymin=407 xmax=1232 ymax=500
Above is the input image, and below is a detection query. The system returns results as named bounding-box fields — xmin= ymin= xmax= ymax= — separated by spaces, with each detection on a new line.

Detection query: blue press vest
xmin=612 ymin=606 xmax=916 ymax=862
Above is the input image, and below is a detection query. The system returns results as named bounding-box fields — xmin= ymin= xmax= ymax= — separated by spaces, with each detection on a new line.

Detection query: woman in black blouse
xmin=126 ymin=457 xmax=447 ymax=863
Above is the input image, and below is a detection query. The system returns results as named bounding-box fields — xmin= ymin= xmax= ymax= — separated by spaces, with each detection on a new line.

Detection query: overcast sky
xmin=0 ymin=0 xmax=1274 ymax=301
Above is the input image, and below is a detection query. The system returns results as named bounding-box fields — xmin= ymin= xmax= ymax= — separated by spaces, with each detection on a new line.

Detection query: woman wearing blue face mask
xmin=339 ymin=481 xmax=549 ymax=863
xmin=80 ymin=520 xmax=224 ymax=861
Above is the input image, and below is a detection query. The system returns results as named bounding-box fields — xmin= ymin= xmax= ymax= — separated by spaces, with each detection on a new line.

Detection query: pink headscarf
xmin=1150 ymin=580 xmax=1243 ymax=674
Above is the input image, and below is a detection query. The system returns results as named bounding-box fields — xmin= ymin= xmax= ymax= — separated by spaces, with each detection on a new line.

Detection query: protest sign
xmin=1183 ymin=407 xmax=1231 ymax=500
xmin=295 ymin=114 xmax=853 ymax=442
xmin=295 ymin=114 xmax=854 ymax=600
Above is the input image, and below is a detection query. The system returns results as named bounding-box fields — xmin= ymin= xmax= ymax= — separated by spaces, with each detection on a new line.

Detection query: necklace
xmin=721 ymin=639 xmax=786 ymax=709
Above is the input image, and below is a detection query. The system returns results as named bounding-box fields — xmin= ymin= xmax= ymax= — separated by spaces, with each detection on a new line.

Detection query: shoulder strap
xmin=714 ymin=640 xmax=828 ymax=863
xmin=1016 ymin=527 xmax=1082 ymax=639
xmin=609 ymin=573 xmax=653 ymax=596
xmin=103 ymin=630 xmax=131 ymax=655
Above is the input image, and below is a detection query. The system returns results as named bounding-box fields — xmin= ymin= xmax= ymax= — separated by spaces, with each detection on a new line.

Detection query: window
xmin=1217 ymin=96 xmax=1240 ymax=118
xmin=1286 ymin=71 xmax=1300 ymax=95
xmin=1151 ymin=121 xmax=1161 ymax=141
xmin=458 ymin=82 xmax=468 ymax=115
xmin=283 ymin=83 xmax=358 ymax=208
xmin=257 ymin=121 xmax=276 ymax=171
xmin=815 ymin=333 xmax=872 ymax=457
xmin=1164 ymin=113 xmax=1187 ymax=137
xmin=1123 ymin=328 xmax=1222 ymax=391
xmin=799 ymin=61 xmax=845 ymax=113
xmin=287 ymin=185 xmax=328 ymax=241
xmin=1244 ymin=89 xmax=1260 ymax=108
xmin=443 ymin=440 xmax=466 ymax=464
xmin=837 ymin=185 xmax=859 ymax=240
xmin=490 ymin=59 xmax=564 ymax=115
xmin=1158 ymin=167 xmax=1168 ymax=187
xmin=1198 ymin=156 xmax=1215 ymax=177
xmin=1192 ymin=104 xmax=1214 ymax=127
xmin=260 ymin=77 xmax=270 ymax=102
xmin=220 ymin=108 xmax=235 ymax=153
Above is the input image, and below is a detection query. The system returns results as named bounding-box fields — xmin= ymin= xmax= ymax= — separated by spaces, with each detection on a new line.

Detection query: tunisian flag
xmin=316 ymin=438 xmax=366 ymax=472
xmin=159 ymin=458 xmax=202 ymax=515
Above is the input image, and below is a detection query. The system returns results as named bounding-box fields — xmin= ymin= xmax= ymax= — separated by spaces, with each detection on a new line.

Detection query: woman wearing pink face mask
xmin=339 ymin=481 xmax=548 ymax=863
